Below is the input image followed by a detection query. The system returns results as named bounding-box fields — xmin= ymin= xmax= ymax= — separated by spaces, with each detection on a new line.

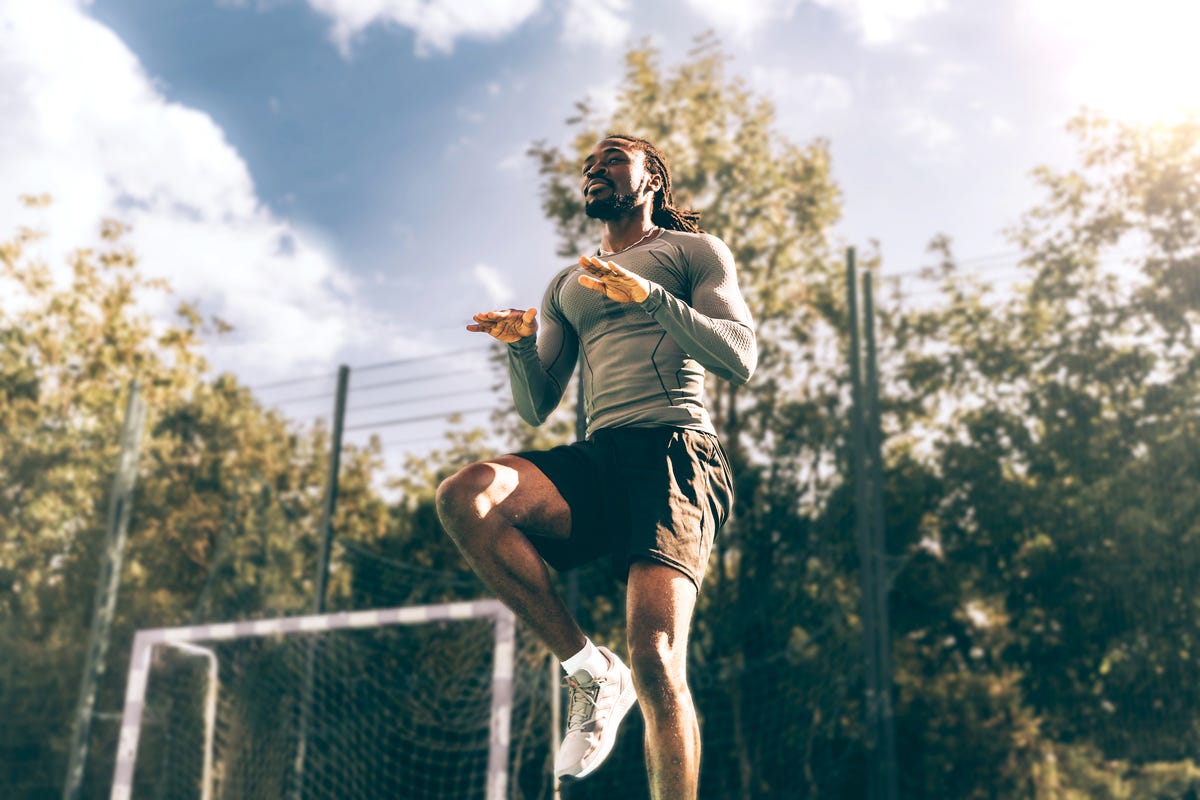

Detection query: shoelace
xmin=563 ymin=675 xmax=602 ymax=731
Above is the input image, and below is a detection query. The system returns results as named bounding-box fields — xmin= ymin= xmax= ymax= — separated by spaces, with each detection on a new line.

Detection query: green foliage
xmin=0 ymin=206 xmax=388 ymax=797
xmin=889 ymin=112 xmax=1200 ymax=795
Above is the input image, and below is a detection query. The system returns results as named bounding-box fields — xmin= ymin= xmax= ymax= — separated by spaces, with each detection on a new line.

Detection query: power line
xmin=883 ymin=244 xmax=1154 ymax=282
xmin=377 ymin=435 xmax=451 ymax=448
xmin=264 ymin=390 xmax=338 ymax=406
xmin=250 ymin=370 xmax=339 ymax=392
xmin=267 ymin=376 xmax=492 ymax=409
xmin=347 ymin=387 xmax=496 ymax=414
xmin=884 ymin=252 xmax=1024 ymax=281
xmin=245 ymin=345 xmax=491 ymax=393
xmin=342 ymin=406 xmax=495 ymax=433
xmin=351 ymin=369 xmax=474 ymax=394
xmin=352 ymin=346 xmax=489 ymax=373
xmin=252 ymin=361 xmax=498 ymax=417
xmin=883 ymin=292 xmax=1195 ymax=327
xmin=956 ymin=248 xmax=1026 ymax=266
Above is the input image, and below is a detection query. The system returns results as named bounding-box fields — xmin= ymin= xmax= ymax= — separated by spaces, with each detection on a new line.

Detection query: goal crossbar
xmin=110 ymin=599 xmax=516 ymax=800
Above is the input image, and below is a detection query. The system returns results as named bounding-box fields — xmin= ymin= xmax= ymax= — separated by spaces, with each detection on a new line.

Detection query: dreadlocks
xmin=604 ymin=134 xmax=702 ymax=234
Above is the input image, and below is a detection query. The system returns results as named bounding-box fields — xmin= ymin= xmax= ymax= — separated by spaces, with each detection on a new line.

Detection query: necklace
xmin=597 ymin=226 xmax=659 ymax=257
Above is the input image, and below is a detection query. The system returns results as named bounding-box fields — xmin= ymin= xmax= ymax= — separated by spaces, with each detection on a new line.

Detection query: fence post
xmin=863 ymin=269 xmax=899 ymax=800
xmin=847 ymin=252 xmax=899 ymax=800
xmin=293 ymin=364 xmax=350 ymax=798
xmin=314 ymin=364 xmax=351 ymax=615
xmin=63 ymin=380 xmax=147 ymax=800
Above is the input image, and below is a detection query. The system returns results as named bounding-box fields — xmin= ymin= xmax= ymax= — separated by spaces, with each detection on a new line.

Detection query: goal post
xmin=111 ymin=599 xmax=516 ymax=800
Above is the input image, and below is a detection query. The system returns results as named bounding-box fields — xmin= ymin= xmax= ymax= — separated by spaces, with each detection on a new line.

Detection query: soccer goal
xmin=110 ymin=600 xmax=516 ymax=800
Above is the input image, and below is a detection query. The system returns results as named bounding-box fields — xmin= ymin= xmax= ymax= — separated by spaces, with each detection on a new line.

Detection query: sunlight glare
xmin=1026 ymin=0 xmax=1200 ymax=124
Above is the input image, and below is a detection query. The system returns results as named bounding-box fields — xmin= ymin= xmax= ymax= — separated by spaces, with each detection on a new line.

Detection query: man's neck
xmin=600 ymin=209 xmax=657 ymax=254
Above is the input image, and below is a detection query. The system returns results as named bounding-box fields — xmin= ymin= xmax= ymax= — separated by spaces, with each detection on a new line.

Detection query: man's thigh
xmin=483 ymin=454 xmax=573 ymax=540
xmin=512 ymin=441 xmax=616 ymax=571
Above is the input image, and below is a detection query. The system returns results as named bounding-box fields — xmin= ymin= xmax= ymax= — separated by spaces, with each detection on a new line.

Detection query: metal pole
xmin=64 ymin=380 xmax=148 ymax=800
xmin=863 ymin=271 xmax=899 ymax=800
xmin=846 ymin=249 xmax=883 ymax=800
xmin=293 ymin=365 xmax=350 ymax=799
xmin=314 ymin=364 xmax=351 ymax=615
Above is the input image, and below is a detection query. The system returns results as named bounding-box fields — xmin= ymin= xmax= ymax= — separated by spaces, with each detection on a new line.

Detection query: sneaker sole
xmin=558 ymin=671 xmax=639 ymax=782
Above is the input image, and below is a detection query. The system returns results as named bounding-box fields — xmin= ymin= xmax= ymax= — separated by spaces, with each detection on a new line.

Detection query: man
xmin=437 ymin=134 xmax=756 ymax=799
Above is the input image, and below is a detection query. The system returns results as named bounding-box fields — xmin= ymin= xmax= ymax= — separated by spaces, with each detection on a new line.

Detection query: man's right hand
xmin=467 ymin=307 xmax=538 ymax=343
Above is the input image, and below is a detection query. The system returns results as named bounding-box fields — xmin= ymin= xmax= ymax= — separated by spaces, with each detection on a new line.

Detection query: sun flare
xmin=1026 ymin=0 xmax=1200 ymax=125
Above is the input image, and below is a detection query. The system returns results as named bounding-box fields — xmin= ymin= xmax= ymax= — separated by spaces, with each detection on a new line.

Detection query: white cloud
xmin=812 ymin=0 xmax=946 ymax=45
xmin=471 ymin=263 xmax=514 ymax=306
xmin=989 ymin=114 xmax=1015 ymax=137
xmin=683 ymin=0 xmax=944 ymax=45
xmin=896 ymin=107 xmax=958 ymax=157
xmin=683 ymin=0 xmax=801 ymax=41
xmin=750 ymin=68 xmax=854 ymax=114
xmin=497 ymin=146 xmax=530 ymax=172
xmin=0 ymin=0 xmax=370 ymax=379
xmin=921 ymin=60 xmax=970 ymax=94
xmin=581 ymin=79 xmax=621 ymax=123
xmin=305 ymin=0 xmax=542 ymax=57
xmin=560 ymin=0 xmax=630 ymax=48
xmin=457 ymin=105 xmax=487 ymax=124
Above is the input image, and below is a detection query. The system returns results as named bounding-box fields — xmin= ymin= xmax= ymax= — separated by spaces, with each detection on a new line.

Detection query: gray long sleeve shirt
xmin=506 ymin=229 xmax=757 ymax=438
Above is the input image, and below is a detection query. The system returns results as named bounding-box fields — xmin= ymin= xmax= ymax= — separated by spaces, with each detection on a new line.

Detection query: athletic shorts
xmin=515 ymin=426 xmax=735 ymax=592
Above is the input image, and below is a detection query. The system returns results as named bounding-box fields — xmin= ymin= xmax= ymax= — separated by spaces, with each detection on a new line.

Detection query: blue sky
xmin=2 ymin=0 xmax=1196 ymax=461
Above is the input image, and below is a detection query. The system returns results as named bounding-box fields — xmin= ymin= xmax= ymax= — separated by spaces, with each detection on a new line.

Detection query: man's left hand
xmin=577 ymin=255 xmax=650 ymax=304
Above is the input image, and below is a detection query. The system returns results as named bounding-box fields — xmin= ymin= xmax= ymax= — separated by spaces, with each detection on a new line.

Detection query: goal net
xmin=110 ymin=600 xmax=515 ymax=800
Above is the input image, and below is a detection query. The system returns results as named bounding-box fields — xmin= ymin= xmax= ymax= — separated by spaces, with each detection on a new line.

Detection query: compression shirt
xmin=506 ymin=228 xmax=757 ymax=438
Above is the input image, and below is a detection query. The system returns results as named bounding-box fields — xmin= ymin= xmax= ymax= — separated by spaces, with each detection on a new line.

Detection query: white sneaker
xmin=555 ymin=645 xmax=638 ymax=782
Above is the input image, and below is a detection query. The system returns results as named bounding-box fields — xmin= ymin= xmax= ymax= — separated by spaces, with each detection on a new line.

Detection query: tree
xmin=887 ymin=113 xmax=1200 ymax=794
xmin=0 ymin=205 xmax=389 ymax=797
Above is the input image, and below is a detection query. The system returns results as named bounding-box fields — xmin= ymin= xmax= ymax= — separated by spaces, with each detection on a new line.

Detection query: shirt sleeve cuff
xmin=507 ymin=335 xmax=538 ymax=352
xmin=638 ymin=283 xmax=667 ymax=314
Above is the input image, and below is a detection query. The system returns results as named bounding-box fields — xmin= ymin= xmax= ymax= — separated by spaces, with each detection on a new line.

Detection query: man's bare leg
xmin=626 ymin=560 xmax=701 ymax=800
xmin=436 ymin=455 xmax=585 ymax=661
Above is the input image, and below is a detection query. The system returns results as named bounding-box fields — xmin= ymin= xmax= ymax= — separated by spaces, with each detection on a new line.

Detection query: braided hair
xmin=604 ymin=134 xmax=702 ymax=233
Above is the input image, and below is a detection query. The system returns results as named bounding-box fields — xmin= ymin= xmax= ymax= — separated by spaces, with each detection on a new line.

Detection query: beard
xmin=585 ymin=190 xmax=638 ymax=221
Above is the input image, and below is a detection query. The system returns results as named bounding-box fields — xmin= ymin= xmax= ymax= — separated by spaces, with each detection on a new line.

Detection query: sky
xmin=2 ymin=0 xmax=1198 ymax=465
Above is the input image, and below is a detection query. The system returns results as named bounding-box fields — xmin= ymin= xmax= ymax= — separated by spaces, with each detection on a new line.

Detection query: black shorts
xmin=515 ymin=426 xmax=734 ymax=591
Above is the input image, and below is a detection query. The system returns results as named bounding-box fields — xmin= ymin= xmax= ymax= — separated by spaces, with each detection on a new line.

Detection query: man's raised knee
xmin=435 ymin=463 xmax=483 ymax=535
xmin=437 ymin=461 xmax=524 ymax=533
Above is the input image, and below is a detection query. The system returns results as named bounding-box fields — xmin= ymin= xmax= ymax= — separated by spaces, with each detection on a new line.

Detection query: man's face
xmin=580 ymin=140 xmax=659 ymax=221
